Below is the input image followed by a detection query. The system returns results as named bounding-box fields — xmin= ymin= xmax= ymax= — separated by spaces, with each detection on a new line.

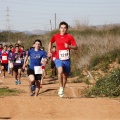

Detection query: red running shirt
xmin=50 ymin=33 xmax=77 ymax=59
xmin=1 ymin=51 xmax=8 ymax=64
xmin=12 ymin=48 xmax=23 ymax=54
xmin=51 ymin=51 xmax=56 ymax=61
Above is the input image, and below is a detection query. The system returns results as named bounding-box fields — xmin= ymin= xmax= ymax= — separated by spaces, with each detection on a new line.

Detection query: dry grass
xmin=1 ymin=23 xmax=120 ymax=72
xmin=75 ymin=34 xmax=120 ymax=68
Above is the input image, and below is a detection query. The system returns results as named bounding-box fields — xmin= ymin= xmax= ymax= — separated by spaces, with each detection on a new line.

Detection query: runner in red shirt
xmin=0 ymin=45 xmax=10 ymax=78
xmin=12 ymin=43 xmax=23 ymax=54
xmin=50 ymin=46 xmax=57 ymax=77
xmin=48 ymin=21 xmax=78 ymax=97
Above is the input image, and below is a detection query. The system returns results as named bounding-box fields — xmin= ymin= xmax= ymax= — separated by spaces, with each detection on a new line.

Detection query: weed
xmin=0 ymin=87 xmax=23 ymax=96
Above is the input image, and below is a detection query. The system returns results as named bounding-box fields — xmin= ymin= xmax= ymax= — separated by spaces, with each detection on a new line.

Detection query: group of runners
xmin=0 ymin=43 xmax=26 ymax=84
xmin=0 ymin=21 xmax=77 ymax=97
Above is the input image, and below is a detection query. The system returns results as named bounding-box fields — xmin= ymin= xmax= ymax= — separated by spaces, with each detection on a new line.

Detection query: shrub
xmin=86 ymin=69 xmax=120 ymax=97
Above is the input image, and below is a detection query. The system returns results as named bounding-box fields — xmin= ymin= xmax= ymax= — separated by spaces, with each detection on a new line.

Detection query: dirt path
xmin=0 ymin=73 xmax=120 ymax=120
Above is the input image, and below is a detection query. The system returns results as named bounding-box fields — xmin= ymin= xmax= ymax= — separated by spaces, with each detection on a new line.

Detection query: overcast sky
xmin=0 ymin=0 xmax=120 ymax=31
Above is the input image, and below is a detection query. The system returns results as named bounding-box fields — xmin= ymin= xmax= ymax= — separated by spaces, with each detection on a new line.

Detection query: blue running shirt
xmin=28 ymin=49 xmax=47 ymax=70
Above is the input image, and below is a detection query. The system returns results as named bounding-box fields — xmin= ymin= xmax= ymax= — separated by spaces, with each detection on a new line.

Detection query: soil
xmin=0 ymin=73 xmax=120 ymax=120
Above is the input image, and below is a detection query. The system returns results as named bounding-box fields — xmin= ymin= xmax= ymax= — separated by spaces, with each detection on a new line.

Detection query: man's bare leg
xmin=63 ymin=73 xmax=68 ymax=88
xmin=35 ymin=80 xmax=40 ymax=96
xmin=29 ymin=75 xmax=35 ymax=95
xmin=17 ymin=69 xmax=22 ymax=84
xmin=57 ymin=66 xmax=63 ymax=87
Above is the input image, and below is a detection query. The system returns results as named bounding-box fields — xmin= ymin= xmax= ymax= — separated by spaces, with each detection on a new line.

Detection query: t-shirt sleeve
xmin=28 ymin=50 xmax=30 ymax=56
xmin=42 ymin=51 xmax=47 ymax=58
xmin=70 ymin=35 xmax=77 ymax=46
xmin=50 ymin=35 xmax=56 ymax=43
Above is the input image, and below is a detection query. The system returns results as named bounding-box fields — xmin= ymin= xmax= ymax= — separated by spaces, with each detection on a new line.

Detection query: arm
xmin=68 ymin=44 xmax=78 ymax=50
xmin=65 ymin=35 xmax=78 ymax=50
xmin=41 ymin=51 xmax=48 ymax=65
xmin=23 ymin=54 xmax=29 ymax=69
xmin=11 ymin=53 xmax=16 ymax=61
xmin=64 ymin=43 xmax=78 ymax=50
xmin=47 ymin=42 xmax=52 ymax=57
xmin=48 ymin=35 xmax=55 ymax=57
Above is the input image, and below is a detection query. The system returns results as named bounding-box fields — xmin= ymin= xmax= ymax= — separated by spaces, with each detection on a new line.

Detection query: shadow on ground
xmin=40 ymin=88 xmax=57 ymax=94
xmin=0 ymin=117 xmax=12 ymax=119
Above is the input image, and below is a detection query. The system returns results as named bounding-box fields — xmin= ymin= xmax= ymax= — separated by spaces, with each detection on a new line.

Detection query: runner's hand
xmin=15 ymin=55 xmax=18 ymax=58
xmin=64 ymin=43 xmax=69 ymax=48
xmin=41 ymin=58 xmax=47 ymax=66
xmin=47 ymin=52 xmax=52 ymax=57
xmin=22 ymin=64 xmax=26 ymax=70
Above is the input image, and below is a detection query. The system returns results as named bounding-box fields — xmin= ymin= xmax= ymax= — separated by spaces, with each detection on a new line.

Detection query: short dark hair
xmin=33 ymin=39 xmax=42 ymax=46
xmin=9 ymin=45 xmax=13 ymax=48
xmin=4 ymin=45 xmax=7 ymax=47
xmin=52 ymin=45 xmax=56 ymax=48
xmin=15 ymin=46 xmax=19 ymax=48
xmin=15 ymin=43 xmax=19 ymax=47
xmin=59 ymin=21 xmax=68 ymax=29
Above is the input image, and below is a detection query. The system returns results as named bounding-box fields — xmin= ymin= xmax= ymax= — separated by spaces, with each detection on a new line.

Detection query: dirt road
xmin=0 ymin=74 xmax=120 ymax=120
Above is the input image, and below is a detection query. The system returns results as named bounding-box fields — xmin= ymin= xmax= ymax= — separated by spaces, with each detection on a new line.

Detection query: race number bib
xmin=16 ymin=58 xmax=21 ymax=63
xmin=59 ymin=50 xmax=69 ymax=60
xmin=34 ymin=66 xmax=43 ymax=74
xmin=2 ymin=56 xmax=7 ymax=60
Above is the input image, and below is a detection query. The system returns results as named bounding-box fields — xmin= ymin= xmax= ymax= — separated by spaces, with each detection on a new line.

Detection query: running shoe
xmin=31 ymin=85 xmax=36 ymax=91
xmin=17 ymin=80 xmax=21 ymax=85
xmin=15 ymin=80 xmax=18 ymax=85
xmin=30 ymin=92 xmax=35 ymax=96
xmin=58 ymin=87 xmax=64 ymax=97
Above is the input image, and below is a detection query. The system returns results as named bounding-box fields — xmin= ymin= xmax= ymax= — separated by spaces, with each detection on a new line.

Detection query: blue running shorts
xmin=54 ymin=59 xmax=71 ymax=75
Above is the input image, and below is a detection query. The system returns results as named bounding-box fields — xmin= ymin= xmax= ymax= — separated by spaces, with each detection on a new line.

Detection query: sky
xmin=0 ymin=0 xmax=120 ymax=31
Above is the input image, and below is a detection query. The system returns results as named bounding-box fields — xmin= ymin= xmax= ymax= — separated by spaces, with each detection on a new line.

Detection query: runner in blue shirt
xmin=23 ymin=39 xmax=47 ymax=96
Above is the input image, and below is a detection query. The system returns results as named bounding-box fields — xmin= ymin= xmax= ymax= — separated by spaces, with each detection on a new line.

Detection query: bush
xmin=86 ymin=69 xmax=120 ymax=97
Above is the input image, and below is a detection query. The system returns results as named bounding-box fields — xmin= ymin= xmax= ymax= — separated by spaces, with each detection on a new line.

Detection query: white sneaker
xmin=58 ymin=87 xmax=64 ymax=97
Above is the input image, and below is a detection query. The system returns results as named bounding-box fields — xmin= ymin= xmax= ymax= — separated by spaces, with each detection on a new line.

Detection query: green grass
xmin=0 ymin=87 xmax=22 ymax=96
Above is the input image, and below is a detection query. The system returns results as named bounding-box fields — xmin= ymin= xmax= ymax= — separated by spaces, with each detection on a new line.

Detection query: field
xmin=0 ymin=72 xmax=120 ymax=120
